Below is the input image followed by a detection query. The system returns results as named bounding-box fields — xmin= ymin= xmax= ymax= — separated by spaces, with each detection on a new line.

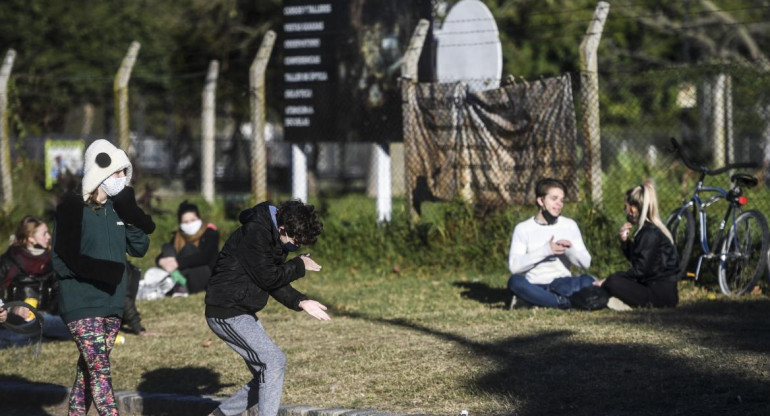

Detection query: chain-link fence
xmin=12 ymin=62 xmax=770 ymax=225
xmin=393 ymin=64 xmax=770 ymax=221
xmin=594 ymin=64 xmax=770 ymax=218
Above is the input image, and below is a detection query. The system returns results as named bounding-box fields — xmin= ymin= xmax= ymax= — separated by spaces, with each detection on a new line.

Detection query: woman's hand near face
xmin=619 ymin=223 xmax=633 ymax=242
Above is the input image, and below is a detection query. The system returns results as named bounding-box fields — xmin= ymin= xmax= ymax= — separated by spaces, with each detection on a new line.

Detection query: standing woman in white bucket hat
xmin=52 ymin=139 xmax=155 ymax=416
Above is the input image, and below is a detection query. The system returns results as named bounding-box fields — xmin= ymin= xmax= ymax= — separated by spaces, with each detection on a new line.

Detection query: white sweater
xmin=508 ymin=216 xmax=592 ymax=285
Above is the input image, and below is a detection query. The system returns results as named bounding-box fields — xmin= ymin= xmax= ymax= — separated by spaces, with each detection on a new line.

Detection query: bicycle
xmin=665 ymin=138 xmax=769 ymax=296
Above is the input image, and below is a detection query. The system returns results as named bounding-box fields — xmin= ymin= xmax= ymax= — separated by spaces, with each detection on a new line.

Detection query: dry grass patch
xmin=2 ymin=270 xmax=770 ymax=415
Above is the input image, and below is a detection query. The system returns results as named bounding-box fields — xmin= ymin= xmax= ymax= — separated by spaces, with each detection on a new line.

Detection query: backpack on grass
xmin=568 ymin=286 xmax=609 ymax=311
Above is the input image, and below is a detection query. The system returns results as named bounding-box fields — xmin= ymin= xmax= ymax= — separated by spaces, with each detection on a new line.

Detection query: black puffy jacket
xmin=204 ymin=202 xmax=307 ymax=319
xmin=621 ymin=222 xmax=680 ymax=283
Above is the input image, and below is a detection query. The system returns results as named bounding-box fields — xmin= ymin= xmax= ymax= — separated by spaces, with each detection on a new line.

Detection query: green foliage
xmin=310 ymin=196 xmax=522 ymax=275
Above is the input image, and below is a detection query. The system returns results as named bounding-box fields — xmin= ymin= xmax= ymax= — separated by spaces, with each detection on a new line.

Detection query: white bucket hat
xmin=81 ymin=139 xmax=133 ymax=201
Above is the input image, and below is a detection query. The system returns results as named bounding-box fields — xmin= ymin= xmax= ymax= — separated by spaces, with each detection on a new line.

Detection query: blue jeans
xmin=0 ymin=313 xmax=71 ymax=348
xmin=508 ymin=274 xmax=596 ymax=309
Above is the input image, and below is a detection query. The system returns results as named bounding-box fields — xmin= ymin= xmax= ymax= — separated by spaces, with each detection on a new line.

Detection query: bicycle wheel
xmin=665 ymin=207 xmax=695 ymax=280
xmin=718 ymin=210 xmax=770 ymax=296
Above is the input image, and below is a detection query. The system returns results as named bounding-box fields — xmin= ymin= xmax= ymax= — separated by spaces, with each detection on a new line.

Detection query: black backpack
xmin=568 ymin=286 xmax=609 ymax=311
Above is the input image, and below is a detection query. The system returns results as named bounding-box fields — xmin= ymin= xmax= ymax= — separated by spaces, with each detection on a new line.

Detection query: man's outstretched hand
xmin=299 ymin=299 xmax=331 ymax=321
xmin=300 ymin=254 xmax=322 ymax=271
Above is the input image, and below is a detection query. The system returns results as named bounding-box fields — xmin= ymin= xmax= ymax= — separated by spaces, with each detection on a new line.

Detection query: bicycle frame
xmin=678 ymin=178 xmax=740 ymax=280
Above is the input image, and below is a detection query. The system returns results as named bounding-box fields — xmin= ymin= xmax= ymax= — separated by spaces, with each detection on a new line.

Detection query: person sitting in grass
xmin=593 ymin=181 xmax=680 ymax=308
xmin=0 ymin=215 xmax=71 ymax=347
xmin=507 ymin=178 xmax=595 ymax=309
xmin=205 ymin=199 xmax=329 ymax=416
xmin=156 ymin=200 xmax=219 ymax=297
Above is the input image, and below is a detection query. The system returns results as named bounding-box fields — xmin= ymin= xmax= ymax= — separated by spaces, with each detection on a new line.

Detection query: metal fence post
xmin=250 ymin=30 xmax=275 ymax=204
xmin=114 ymin=41 xmax=140 ymax=152
xmin=0 ymin=49 xmax=16 ymax=212
xmin=579 ymin=2 xmax=609 ymax=205
xmin=401 ymin=19 xmax=430 ymax=220
xmin=201 ymin=60 xmax=219 ymax=204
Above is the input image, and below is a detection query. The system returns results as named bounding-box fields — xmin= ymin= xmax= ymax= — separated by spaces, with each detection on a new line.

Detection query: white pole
xmin=114 ymin=41 xmax=141 ymax=152
xmin=713 ymin=73 xmax=726 ymax=168
xmin=402 ymin=19 xmax=431 ymax=219
xmin=201 ymin=60 xmax=219 ymax=204
xmin=579 ymin=2 xmax=610 ymax=205
xmin=725 ymin=75 xmax=734 ymax=165
xmin=376 ymin=143 xmax=392 ymax=222
xmin=292 ymin=144 xmax=307 ymax=202
xmin=250 ymin=30 xmax=276 ymax=203
xmin=0 ymin=49 xmax=16 ymax=212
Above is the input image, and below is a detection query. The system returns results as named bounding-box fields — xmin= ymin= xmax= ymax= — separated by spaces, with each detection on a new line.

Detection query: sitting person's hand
xmin=11 ymin=306 xmax=32 ymax=321
xmin=158 ymin=256 xmax=179 ymax=273
xmin=549 ymin=237 xmax=571 ymax=255
xmin=0 ymin=307 xmax=7 ymax=323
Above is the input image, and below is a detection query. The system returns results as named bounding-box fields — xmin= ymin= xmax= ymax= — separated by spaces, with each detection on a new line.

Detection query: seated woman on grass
xmin=0 ymin=215 xmax=71 ymax=348
xmin=156 ymin=200 xmax=219 ymax=296
xmin=594 ymin=180 xmax=680 ymax=308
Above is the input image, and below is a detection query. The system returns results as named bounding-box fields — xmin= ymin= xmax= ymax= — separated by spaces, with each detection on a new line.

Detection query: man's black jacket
xmin=621 ymin=222 xmax=680 ymax=283
xmin=204 ymin=202 xmax=307 ymax=319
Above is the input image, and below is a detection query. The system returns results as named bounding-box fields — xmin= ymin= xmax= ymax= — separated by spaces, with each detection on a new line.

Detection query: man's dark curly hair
xmin=276 ymin=200 xmax=323 ymax=245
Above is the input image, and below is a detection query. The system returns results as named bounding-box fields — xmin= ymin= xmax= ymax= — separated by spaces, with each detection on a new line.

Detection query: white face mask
xmin=180 ymin=219 xmax=203 ymax=236
xmin=101 ymin=176 xmax=127 ymax=197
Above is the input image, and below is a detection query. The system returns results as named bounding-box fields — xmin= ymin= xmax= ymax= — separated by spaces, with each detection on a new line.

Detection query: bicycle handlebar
xmin=669 ymin=137 xmax=759 ymax=175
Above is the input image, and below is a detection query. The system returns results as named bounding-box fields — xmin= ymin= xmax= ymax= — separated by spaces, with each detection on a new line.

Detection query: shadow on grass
xmin=0 ymin=374 xmax=68 ymax=416
xmin=453 ymin=281 xmax=511 ymax=308
xmin=136 ymin=367 xmax=233 ymax=415
xmin=137 ymin=367 xmax=234 ymax=396
xmin=601 ymin=297 xmax=770 ymax=355
xmin=337 ymin=299 xmax=770 ymax=416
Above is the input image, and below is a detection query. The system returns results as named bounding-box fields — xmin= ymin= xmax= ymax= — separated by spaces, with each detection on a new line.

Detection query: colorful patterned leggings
xmin=66 ymin=316 xmax=122 ymax=416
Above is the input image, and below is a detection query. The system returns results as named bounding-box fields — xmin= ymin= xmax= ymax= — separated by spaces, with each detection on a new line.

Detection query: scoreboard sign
xmin=281 ymin=0 xmax=432 ymax=143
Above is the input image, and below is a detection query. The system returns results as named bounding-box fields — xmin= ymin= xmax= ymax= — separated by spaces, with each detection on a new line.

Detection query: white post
xmin=376 ymin=143 xmax=392 ymax=222
xmin=114 ymin=41 xmax=141 ymax=152
xmin=725 ymin=75 xmax=734 ymax=165
xmin=579 ymin=2 xmax=610 ymax=205
xmin=292 ymin=144 xmax=308 ymax=202
xmin=250 ymin=30 xmax=276 ymax=203
xmin=712 ymin=73 xmax=726 ymax=168
xmin=201 ymin=60 xmax=219 ymax=204
xmin=0 ymin=49 xmax=16 ymax=212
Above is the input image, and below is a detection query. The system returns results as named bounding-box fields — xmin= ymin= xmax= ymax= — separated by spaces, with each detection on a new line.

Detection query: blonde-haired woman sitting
xmin=595 ymin=181 xmax=680 ymax=308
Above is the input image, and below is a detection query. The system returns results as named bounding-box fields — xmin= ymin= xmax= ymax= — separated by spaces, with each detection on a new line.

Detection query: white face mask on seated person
xmin=101 ymin=175 xmax=127 ymax=197
xmin=180 ymin=219 xmax=203 ymax=236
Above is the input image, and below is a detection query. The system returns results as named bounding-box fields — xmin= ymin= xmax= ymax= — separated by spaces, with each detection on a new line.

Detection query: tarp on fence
xmin=404 ymin=74 xmax=578 ymax=212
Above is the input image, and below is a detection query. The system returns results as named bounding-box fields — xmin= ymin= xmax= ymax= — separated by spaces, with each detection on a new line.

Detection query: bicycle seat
xmin=731 ymin=173 xmax=758 ymax=188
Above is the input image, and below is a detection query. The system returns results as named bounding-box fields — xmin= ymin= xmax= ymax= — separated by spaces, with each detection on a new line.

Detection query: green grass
xmin=3 ymin=269 xmax=770 ymax=415
xmin=2 ymin=160 xmax=770 ymax=415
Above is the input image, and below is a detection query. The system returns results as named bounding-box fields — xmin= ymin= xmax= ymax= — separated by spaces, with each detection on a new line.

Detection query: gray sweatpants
xmin=207 ymin=315 xmax=287 ymax=416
